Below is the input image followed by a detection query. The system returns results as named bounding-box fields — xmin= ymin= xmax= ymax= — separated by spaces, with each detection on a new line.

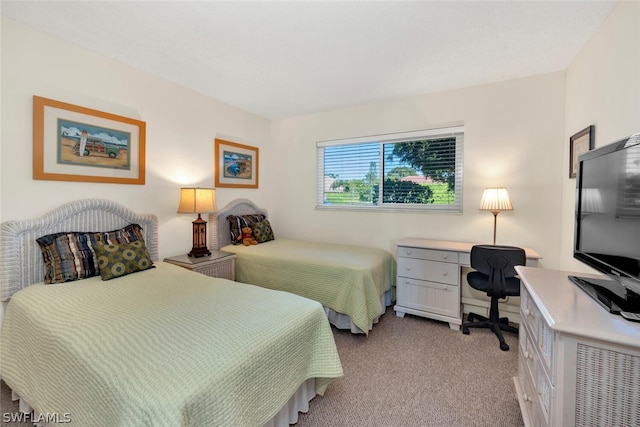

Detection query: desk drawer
xmin=397 ymin=257 xmax=459 ymax=285
xmin=396 ymin=277 xmax=460 ymax=318
xmin=397 ymin=246 xmax=458 ymax=264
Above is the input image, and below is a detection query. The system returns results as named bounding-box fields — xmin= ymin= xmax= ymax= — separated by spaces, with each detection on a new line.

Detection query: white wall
xmin=561 ymin=1 xmax=640 ymax=272
xmin=269 ymin=1 xmax=639 ymax=272
xmin=270 ymin=73 xmax=566 ymax=267
xmin=0 ymin=18 xmax=271 ymax=260
xmin=2 ymin=1 xmax=637 ymax=272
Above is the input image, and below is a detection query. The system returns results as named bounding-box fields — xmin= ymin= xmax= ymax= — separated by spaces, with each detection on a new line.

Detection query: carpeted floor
xmin=296 ymin=311 xmax=524 ymax=427
xmin=1 ymin=310 xmax=523 ymax=427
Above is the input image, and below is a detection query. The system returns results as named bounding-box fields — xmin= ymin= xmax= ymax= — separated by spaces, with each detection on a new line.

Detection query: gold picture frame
xmin=214 ymin=138 xmax=259 ymax=188
xmin=569 ymin=125 xmax=594 ymax=179
xmin=33 ymin=96 xmax=146 ymax=185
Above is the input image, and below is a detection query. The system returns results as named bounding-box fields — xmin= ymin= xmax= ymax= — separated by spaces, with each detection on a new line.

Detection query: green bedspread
xmin=222 ymin=239 xmax=395 ymax=334
xmin=0 ymin=262 xmax=343 ymax=427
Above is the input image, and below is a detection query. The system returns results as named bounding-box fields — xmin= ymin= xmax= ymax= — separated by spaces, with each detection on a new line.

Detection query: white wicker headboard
xmin=209 ymin=198 xmax=268 ymax=250
xmin=0 ymin=199 xmax=158 ymax=301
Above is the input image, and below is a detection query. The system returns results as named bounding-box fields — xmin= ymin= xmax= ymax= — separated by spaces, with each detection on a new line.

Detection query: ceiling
xmin=1 ymin=1 xmax=617 ymax=120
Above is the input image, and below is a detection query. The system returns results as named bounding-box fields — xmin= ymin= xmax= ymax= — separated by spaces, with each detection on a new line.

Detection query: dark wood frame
xmin=569 ymin=125 xmax=594 ymax=179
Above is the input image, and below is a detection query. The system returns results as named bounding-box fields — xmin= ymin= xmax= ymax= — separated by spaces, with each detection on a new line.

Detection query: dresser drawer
xmin=397 ymin=257 xmax=459 ymax=285
xmin=397 ymin=246 xmax=459 ymax=264
xmin=521 ymin=285 xmax=555 ymax=382
xmin=396 ymin=277 xmax=460 ymax=318
xmin=521 ymin=286 xmax=542 ymax=342
xmin=518 ymin=352 xmax=545 ymax=427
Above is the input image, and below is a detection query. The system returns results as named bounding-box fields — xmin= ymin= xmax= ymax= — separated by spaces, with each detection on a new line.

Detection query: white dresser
xmin=394 ymin=238 xmax=540 ymax=330
xmin=514 ymin=266 xmax=640 ymax=427
xmin=395 ymin=242 xmax=462 ymax=329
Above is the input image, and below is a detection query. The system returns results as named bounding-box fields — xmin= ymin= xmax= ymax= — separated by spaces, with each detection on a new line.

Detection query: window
xmin=317 ymin=126 xmax=464 ymax=212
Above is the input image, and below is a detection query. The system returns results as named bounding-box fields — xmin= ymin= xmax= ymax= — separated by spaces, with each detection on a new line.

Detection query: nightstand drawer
xmin=192 ymin=259 xmax=235 ymax=279
xmin=164 ymin=252 xmax=236 ymax=281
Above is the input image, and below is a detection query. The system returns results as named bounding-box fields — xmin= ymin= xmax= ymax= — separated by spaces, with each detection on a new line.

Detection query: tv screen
xmin=571 ymin=133 xmax=640 ymax=314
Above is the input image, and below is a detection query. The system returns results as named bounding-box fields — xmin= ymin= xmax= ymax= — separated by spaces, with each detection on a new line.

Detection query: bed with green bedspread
xmin=0 ymin=262 xmax=342 ymax=427
xmin=221 ymin=239 xmax=395 ymax=334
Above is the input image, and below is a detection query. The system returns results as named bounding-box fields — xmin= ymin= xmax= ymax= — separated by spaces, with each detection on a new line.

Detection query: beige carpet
xmin=296 ymin=311 xmax=524 ymax=427
xmin=1 ymin=311 xmax=523 ymax=427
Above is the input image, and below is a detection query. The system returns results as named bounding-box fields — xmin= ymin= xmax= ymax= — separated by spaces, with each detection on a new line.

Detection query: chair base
xmin=462 ymin=312 xmax=518 ymax=351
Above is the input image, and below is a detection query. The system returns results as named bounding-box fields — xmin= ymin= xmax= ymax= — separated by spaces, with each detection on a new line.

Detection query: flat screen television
xmin=570 ymin=133 xmax=640 ymax=314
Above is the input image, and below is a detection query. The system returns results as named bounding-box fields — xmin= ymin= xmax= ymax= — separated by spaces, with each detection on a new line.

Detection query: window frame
xmin=316 ymin=126 xmax=464 ymax=213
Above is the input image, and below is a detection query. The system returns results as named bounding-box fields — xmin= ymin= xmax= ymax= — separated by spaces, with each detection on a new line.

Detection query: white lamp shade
xmin=479 ymin=187 xmax=513 ymax=212
xmin=177 ymin=188 xmax=217 ymax=213
xmin=582 ymin=188 xmax=605 ymax=214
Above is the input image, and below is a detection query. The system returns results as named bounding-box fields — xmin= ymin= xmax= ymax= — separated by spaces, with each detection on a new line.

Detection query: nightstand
xmin=163 ymin=250 xmax=236 ymax=280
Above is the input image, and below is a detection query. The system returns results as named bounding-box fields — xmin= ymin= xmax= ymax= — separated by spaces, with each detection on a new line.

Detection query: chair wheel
xmin=462 ymin=326 xmax=469 ymax=335
xmin=500 ymin=342 xmax=510 ymax=351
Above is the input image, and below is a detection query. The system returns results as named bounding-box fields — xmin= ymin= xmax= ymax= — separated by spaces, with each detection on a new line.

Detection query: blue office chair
xmin=461 ymin=244 xmax=526 ymax=351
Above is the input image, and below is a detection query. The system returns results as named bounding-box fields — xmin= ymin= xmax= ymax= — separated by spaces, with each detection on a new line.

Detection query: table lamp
xmin=479 ymin=187 xmax=513 ymax=245
xmin=178 ymin=188 xmax=216 ymax=258
xmin=581 ymin=188 xmax=605 ymax=215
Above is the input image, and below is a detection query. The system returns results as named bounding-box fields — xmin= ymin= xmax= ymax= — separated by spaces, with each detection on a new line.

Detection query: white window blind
xmin=316 ymin=126 xmax=464 ymax=212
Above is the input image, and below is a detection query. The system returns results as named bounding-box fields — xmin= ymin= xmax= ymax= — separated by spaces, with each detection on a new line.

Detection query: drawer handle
xmin=406 ymin=251 xmax=412 ymax=255
xmin=524 ymin=308 xmax=532 ymax=317
xmin=524 ymin=351 xmax=533 ymax=360
xmin=442 ymin=272 xmax=448 ymax=276
xmin=523 ymin=393 xmax=533 ymax=403
xmin=442 ymin=255 xmax=448 ymax=260
xmin=406 ymin=267 xmax=412 ymax=271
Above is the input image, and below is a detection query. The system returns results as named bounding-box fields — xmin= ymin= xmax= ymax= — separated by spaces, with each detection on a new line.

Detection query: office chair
xmin=461 ymin=244 xmax=526 ymax=351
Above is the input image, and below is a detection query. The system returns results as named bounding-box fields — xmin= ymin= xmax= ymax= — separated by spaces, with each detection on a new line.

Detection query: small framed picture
xmin=33 ymin=96 xmax=146 ymax=184
xmin=569 ymin=125 xmax=594 ymax=179
xmin=214 ymin=138 xmax=259 ymax=188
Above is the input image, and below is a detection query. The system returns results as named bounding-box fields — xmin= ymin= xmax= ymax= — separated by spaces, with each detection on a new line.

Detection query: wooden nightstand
xmin=163 ymin=250 xmax=236 ymax=280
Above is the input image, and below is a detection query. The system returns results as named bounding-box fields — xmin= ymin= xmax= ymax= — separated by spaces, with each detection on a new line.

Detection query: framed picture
xmin=569 ymin=125 xmax=594 ymax=178
xmin=214 ymin=138 xmax=259 ymax=188
xmin=33 ymin=96 xmax=146 ymax=184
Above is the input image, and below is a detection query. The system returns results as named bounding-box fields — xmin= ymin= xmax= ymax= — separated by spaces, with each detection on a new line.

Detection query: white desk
xmin=514 ymin=266 xmax=640 ymax=426
xmin=394 ymin=238 xmax=541 ymax=330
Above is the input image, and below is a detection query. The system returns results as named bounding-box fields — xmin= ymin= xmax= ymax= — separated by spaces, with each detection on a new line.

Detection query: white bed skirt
xmin=324 ymin=288 xmax=394 ymax=334
xmin=9 ymin=378 xmax=317 ymax=427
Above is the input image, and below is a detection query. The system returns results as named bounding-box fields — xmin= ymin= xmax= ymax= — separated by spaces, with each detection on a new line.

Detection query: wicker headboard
xmin=0 ymin=199 xmax=158 ymax=301
xmin=209 ymin=198 xmax=268 ymax=250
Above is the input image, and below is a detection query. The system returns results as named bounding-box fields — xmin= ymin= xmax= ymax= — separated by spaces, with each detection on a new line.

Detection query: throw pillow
xmin=95 ymin=223 xmax=145 ymax=245
xmin=251 ymin=219 xmax=275 ymax=243
xmin=36 ymin=224 xmax=147 ymax=284
xmin=94 ymin=240 xmax=155 ymax=281
xmin=36 ymin=232 xmax=100 ymax=284
xmin=227 ymin=214 xmax=266 ymax=245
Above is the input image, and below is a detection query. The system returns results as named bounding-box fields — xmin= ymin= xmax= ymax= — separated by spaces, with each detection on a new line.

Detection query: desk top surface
xmin=396 ymin=238 xmax=542 ymax=260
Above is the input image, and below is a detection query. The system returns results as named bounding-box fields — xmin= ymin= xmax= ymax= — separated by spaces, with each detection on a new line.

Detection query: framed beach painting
xmin=214 ymin=138 xmax=259 ymax=188
xmin=33 ymin=96 xmax=146 ymax=184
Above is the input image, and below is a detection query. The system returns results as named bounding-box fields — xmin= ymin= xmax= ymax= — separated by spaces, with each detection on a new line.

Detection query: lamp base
xmin=188 ymin=213 xmax=211 ymax=258
xmin=492 ymin=211 xmax=498 ymax=246
xmin=187 ymin=247 xmax=211 ymax=258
